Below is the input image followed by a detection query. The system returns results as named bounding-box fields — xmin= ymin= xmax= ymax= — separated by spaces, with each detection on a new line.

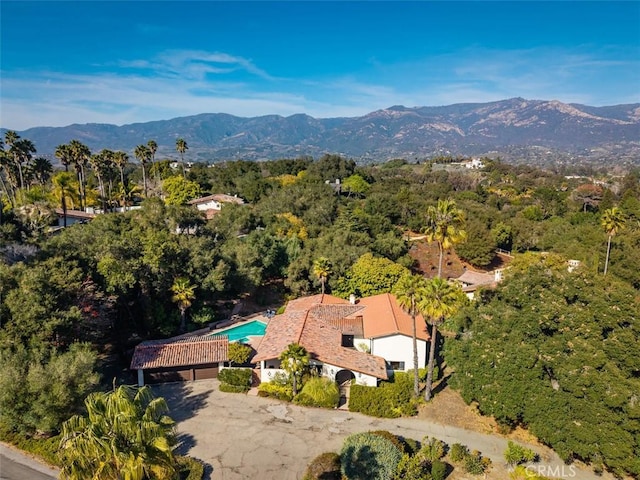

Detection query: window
xmin=341 ymin=334 xmax=354 ymax=348
xmin=388 ymin=361 xmax=405 ymax=370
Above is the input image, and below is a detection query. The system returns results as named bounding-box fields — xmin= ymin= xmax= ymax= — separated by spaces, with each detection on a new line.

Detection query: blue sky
xmin=1 ymin=1 xmax=639 ymax=130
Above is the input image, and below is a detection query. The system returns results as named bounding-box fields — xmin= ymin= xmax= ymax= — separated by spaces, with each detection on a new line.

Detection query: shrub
xmin=178 ymin=455 xmax=205 ymax=480
xmin=463 ymin=450 xmax=491 ymax=475
xmin=341 ymin=432 xmax=403 ymax=480
xmin=392 ymin=453 xmax=430 ymax=480
xmin=401 ymin=436 xmax=420 ymax=455
xmin=420 ymin=436 xmax=446 ymax=462
xmin=349 ymin=372 xmax=415 ymax=418
xmin=227 ymin=343 xmax=252 ymax=366
xmin=294 ymin=377 xmax=340 ymax=408
xmin=0 ymin=429 xmax=61 ymax=466
xmin=218 ymin=368 xmax=252 ymax=387
xmin=369 ymin=431 xmax=405 ymax=453
xmin=257 ymin=382 xmax=293 ymax=401
xmin=504 ymin=440 xmax=538 ymax=465
xmin=449 ymin=443 xmax=469 ymax=463
xmin=509 ymin=465 xmax=551 ymax=480
xmin=303 ymin=452 xmax=341 ymax=480
xmin=219 ymin=383 xmax=249 ymax=393
xmin=431 ymin=459 xmax=447 ymax=480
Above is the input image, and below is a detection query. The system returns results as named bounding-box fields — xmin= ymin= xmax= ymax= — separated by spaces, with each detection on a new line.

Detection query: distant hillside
xmin=5 ymin=98 xmax=640 ymax=166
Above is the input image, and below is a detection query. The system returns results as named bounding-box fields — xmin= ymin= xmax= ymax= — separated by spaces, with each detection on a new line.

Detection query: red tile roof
xmin=188 ymin=194 xmax=245 ymax=206
xmin=352 ymin=293 xmax=430 ymax=341
xmin=254 ymin=295 xmax=387 ymax=379
xmin=130 ymin=335 xmax=228 ymax=370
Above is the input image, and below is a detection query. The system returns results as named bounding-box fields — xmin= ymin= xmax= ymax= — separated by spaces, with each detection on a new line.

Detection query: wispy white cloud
xmin=1 ymin=46 xmax=638 ymax=130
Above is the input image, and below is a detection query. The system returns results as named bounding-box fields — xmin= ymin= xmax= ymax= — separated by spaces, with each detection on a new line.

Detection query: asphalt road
xmin=0 ymin=447 xmax=57 ymax=480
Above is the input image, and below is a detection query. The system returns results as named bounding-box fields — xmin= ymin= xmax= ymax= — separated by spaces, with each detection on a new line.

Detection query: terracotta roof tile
xmin=130 ymin=336 xmax=228 ymax=370
xmin=355 ymin=293 xmax=430 ymax=341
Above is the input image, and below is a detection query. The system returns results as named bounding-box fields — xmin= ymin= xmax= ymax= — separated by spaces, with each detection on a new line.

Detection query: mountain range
xmin=6 ymin=98 xmax=640 ymax=166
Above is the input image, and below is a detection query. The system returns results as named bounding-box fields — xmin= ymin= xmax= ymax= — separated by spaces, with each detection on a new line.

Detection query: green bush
xmin=257 ymin=382 xmax=293 ymax=401
xmin=463 ymin=450 xmax=491 ymax=475
xmin=392 ymin=453 xmax=430 ymax=480
xmin=0 ymin=428 xmax=61 ymax=466
xmin=294 ymin=377 xmax=340 ymax=408
xmin=420 ymin=436 xmax=446 ymax=462
xmin=219 ymin=383 xmax=249 ymax=393
xmin=504 ymin=440 xmax=537 ymax=465
xmin=218 ymin=368 xmax=252 ymax=387
xmin=449 ymin=443 xmax=469 ymax=463
xmin=431 ymin=459 xmax=447 ymax=480
xmin=349 ymin=372 xmax=415 ymax=418
xmin=369 ymin=431 xmax=405 ymax=453
xmin=302 ymin=452 xmax=341 ymax=480
xmin=341 ymin=432 xmax=403 ymax=480
xmin=178 ymin=455 xmax=205 ymax=480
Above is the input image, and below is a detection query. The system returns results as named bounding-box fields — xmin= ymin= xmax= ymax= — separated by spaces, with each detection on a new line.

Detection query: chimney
xmin=349 ymin=294 xmax=356 ymax=305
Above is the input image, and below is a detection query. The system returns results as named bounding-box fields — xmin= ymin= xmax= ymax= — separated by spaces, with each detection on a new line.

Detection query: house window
xmin=341 ymin=335 xmax=354 ymax=348
xmin=388 ymin=361 xmax=405 ymax=370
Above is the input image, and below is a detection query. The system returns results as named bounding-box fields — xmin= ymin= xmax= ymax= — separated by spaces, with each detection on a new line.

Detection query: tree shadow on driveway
xmin=150 ymin=381 xmax=213 ymax=423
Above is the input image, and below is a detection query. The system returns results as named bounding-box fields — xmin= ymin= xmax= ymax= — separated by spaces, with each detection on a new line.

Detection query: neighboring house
xmin=464 ymin=158 xmax=485 ymax=169
xmin=254 ymin=293 xmax=431 ymax=387
xmin=54 ymin=208 xmax=96 ymax=227
xmin=130 ymin=335 xmax=228 ymax=386
xmin=188 ymin=193 xmax=245 ymax=219
xmin=454 ymin=268 xmax=503 ymax=299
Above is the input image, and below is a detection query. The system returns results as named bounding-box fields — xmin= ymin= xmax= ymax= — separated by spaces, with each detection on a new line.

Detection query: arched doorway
xmin=335 ymin=369 xmax=355 ymax=386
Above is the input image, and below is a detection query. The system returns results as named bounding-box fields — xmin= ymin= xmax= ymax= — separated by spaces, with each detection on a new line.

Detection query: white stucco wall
xmin=370 ymin=335 xmax=427 ymax=371
xmin=195 ymin=200 xmax=222 ymax=211
xmin=322 ymin=362 xmax=378 ymax=387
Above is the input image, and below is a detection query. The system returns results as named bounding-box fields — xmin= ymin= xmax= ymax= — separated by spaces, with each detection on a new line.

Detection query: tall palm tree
xmin=312 ymin=257 xmax=332 ymax=294
xmin=69 ymin=140 xmax=91 ymax=211
xmin=394 ymin=274 xmax=428 ymax=398
xmin=90 ymin=149 xmax=113 ymax=212
xmin=279 ymin=343 xmax=309 ymax=396
xmin=147 ymin=139 xmax=159 ymax=185
xmin=112 ymin=150 xmax=129 ymax=207
xmin=11 ymin=137 xmax=36 ymax=191
xmin=419 ymin=277 xmax=465 ymax=401
xmin=54 ymin=143 xmax=73 ymax=172
xmin=601 ymin=206 xmax=627 ymax=275
xmin=424 ymin=199 xmax=467 ymax=278
xmin=134 ymin=144 xmax=151 ymax=197
xmin=175 ymin=138 xmax=188 ymax=178
xmin=171 ymin=277 xmax=195 ymax=332
xmin=28 ymin=157 xmax=52 ymax=186
xmin=0 ymin=148 xmax=17 ymax=206
xmin=59 ymin=385 xmax=178 ymax=480
xmin=51 ymin=172 xmax=78 ymax=228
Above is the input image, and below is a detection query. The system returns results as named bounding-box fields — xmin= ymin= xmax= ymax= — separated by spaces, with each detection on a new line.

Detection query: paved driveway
xmin=155 ymin=380 xmax=612 ymax=480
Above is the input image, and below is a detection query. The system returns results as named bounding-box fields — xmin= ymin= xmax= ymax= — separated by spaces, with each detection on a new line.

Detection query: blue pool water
xmin=209 ymin=320 xmax=267 ymax=343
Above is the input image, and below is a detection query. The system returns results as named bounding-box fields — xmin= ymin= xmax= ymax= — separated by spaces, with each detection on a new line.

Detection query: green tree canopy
xmin=333 ymin=253 xmax=410 ymax=298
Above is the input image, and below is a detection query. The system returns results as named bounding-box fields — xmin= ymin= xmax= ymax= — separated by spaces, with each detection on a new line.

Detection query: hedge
xmin=349 ymin=372 xmax=417 ymax=418
xmin=257 ymin=382 xmax=293 ymax=401
xmin=219 ymin=383 xmax=249 ymax=393
xmin=218 ymin=368 xmax=252 ymax=388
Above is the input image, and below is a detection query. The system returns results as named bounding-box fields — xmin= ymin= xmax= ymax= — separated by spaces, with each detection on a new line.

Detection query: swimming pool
xmin=209 ymin=320 xmax=267 ymax=343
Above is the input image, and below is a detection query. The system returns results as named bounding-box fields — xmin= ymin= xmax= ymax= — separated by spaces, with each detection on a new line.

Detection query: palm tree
xmin=29 ymin=157 xmax=52 ymax=185
xmin=171 ymin=277 xmax=195 ymax=332
xmin=69 ymin=140 xmax=91 ymax=211
xmin=147 ymin=139 xmax=159 ymax=186
xmin=424 ymin=199 xmax=467 ymax=278
xmin=0 ymin=148 xmax=17 ymax=206
xmin=134 ymin=144 xmax=151 ymax=197
xmin=54 ymin=143 xmax=73 ymax=172
xmin=90 ymin=149 xmax=113 ymax=212
xmin=393 ymin=274 xmax=428 ymax=398
xmin=312 ymin=257 xmax=332 ymax=294
xmin=279 ymin=343 xmax=309 ymax=396
xmin=175 ymin=138 xmax=188 ymax=178
xmin=51 ymin=172 xmax=78 ymax=228
xmin=59 ymin=385 xmax=178 ymax=480
xmin=112 ymin=150 xmax=129 ymax=207
xmin=419 ymin=277 xmax=465 ymax=401
xmin=601 ymin=207 xmax=627 ymax=275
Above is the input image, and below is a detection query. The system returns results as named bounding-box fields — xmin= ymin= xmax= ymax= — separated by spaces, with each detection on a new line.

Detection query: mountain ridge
xmin=4 ymin=98 xmax=640 ymax=165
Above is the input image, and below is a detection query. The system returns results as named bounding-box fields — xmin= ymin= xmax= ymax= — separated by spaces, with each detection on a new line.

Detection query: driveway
xmin=155 ymin=380 xmax=612 ymax=480
xmin=0 ymin=444 xmax=58 ymax=480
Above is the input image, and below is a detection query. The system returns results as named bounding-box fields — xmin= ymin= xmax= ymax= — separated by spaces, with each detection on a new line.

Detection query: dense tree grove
xmin=446 ymin=254 xmax=640 ymax=477
xmin=1 ymin=134 xmax=640 ymax=477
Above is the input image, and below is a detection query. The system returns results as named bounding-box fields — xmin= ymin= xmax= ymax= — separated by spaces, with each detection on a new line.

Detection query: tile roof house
xmin=254 ymin=293 xmax=430 ymax=387
xmin=130 ymin=335 xmax=228 ymax=386
xmin=454 ymin=269 xmax=503 ymax=299
xmin=188 ymin=193 xmax=245 ymax=219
